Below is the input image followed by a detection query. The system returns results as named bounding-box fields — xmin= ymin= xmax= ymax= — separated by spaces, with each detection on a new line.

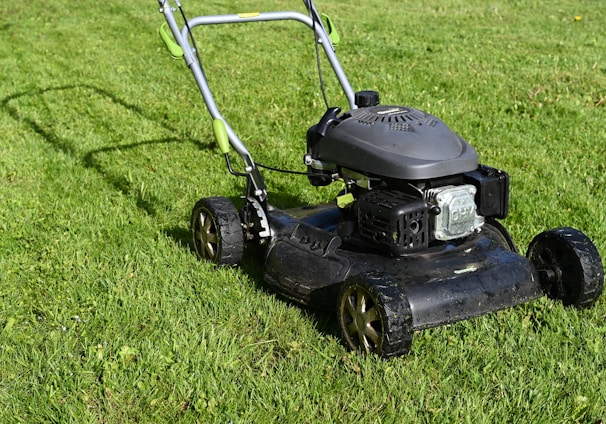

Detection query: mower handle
xmin=158 ymin=0 xmax=357 ymax=202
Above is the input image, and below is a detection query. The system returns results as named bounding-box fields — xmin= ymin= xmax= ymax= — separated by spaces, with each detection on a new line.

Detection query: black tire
xmin=527 ymin=227 xmax=604 ymax=309
xmin=190 ymin=196 xmax=244 ymax=265
xmin=483 ymin=218 xmax=518 ymax=253
xmin=337 ymin=272 xmax=413 ymax=358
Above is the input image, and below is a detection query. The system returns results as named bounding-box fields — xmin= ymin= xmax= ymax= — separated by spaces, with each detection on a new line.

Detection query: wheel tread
xmin=337 ymin=272 xmax=414 ymax=358
xmin=190 ymin=196 xmax=244 ymax=265
xmin=527 ymin=227 xmax=604 ymax=309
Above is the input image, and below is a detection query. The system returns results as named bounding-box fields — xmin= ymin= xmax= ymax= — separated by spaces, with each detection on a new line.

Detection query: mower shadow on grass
xmin=2 ymin=84 xmax=216 ymax=218
xmin=3 ymin=84 xmax=326 ymax=323
xmin=3 ymin=84 xmax=315 ymax=224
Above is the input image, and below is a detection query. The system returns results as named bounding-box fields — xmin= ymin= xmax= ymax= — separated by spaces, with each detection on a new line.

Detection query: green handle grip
xmin=159 ymin=23 xmax=184 ymax=58
xmin=213 ymin=118 xmax=231 ymax=154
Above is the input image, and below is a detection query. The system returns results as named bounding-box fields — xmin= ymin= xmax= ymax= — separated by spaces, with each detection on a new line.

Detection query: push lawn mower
xmin=157 ymin=0 xmax=604 ymax=358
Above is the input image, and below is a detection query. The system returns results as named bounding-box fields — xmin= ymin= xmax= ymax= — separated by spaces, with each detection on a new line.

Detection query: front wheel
xmin=337 ymin=272 xmax=413 ymax=358
xmin=190 ymin=196 xmax=244 ymax=265
xmin=527 ymin=227 xmax=604 ymax=309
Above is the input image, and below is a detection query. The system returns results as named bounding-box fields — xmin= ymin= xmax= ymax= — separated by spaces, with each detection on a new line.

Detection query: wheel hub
xmin=340 ymin=286 xmax=381 ymax=352
xmin=537 ymin=265 xmax=561 ymax=285
xmin=354 ymin=313 xmax=367 ymax=334
xmin=195 ymin=211 xmax=218 ymax=258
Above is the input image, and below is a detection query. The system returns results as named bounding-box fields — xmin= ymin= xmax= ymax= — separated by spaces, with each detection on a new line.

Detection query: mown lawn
xmin=1 ymin=0 xmax=605 ymax=422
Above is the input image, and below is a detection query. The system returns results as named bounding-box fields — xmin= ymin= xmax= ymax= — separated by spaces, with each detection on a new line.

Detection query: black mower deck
xmin=263 ymin=205 xmax=542 ymax=331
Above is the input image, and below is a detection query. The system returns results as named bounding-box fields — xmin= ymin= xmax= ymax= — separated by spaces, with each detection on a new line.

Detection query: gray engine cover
xmin=318 ymin=105 xmax=478 ymax=180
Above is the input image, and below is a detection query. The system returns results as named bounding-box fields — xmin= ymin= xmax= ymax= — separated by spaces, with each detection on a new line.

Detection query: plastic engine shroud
xmin=317 ymin=105 xmax=479 ymax=180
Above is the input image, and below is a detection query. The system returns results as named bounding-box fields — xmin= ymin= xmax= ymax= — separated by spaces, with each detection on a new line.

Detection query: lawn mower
xmin=157 ymin=0 xmax=604 ymax=358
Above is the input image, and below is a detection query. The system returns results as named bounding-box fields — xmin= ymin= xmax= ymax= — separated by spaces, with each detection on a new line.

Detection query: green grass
xmin=1 ymin=0 xmax=605 ymax=422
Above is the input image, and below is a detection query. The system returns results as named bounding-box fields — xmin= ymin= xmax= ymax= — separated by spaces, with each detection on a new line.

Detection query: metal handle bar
xmin=158 ymin=1 xmax=357 ymax=201
xmin=183 ymin=11 xmax=356 ymax=107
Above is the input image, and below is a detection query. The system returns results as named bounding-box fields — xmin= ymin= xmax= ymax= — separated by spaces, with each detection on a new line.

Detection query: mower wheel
xmin=337 ymin=272 xmax=413 ymax=358
xmin=482 ymin=218 xmax=518 ymax=253
xmin=527 ymin=227 xmax=604 ymax=309
xmin=190 ymin=196 xmax=244 ymax=265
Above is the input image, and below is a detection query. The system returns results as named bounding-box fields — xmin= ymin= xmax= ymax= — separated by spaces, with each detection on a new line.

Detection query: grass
xmin=1 ymin=0 xmax=605 ymax=422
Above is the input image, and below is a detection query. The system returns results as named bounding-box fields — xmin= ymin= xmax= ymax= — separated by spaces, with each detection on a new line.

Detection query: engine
xmin=305 ymin=91 xmax=510 ymax=255
xmin=339 ymin=172 xmax=508 ymax=255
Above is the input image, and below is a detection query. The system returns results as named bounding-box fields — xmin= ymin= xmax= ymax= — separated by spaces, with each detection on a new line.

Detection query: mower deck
xmin=264 ymin=204 xmax=542 ymax=330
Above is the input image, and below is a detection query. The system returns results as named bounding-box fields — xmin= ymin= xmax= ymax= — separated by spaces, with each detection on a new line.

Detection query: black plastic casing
xmin=357 ymin=190 xmax=429 ymax=255
xmin=464 ymin=165 xmax=510 ymax=219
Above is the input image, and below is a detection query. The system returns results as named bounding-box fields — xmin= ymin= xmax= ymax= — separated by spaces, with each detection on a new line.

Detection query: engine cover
xmin=316 ymin=105 xmax=478 ymax=180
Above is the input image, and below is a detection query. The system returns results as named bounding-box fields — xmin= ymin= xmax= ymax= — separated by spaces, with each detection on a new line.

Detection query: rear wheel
xmin=482 ymin=218 xmax=518 ymax=252
xmin=337 ymin=272 xmax=413 ymax=358
xmin=527 ymin=227 xmax=604 ymax=309
xmin=190 ymin=196 xmax=244 ymax=265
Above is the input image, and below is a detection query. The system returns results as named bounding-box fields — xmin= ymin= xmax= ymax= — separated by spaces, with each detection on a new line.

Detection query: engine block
xmin=425 ymin=185 xmax=484 ymax=241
